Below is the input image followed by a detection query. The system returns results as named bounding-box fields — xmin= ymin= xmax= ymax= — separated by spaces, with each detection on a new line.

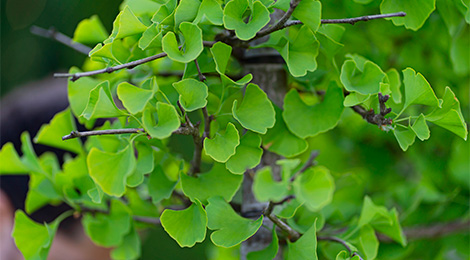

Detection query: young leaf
xmin=82 ymin=200 xmax=132 ymax=247
xmin=34 ymin=109 xmax=82 ymax=154
xmin=162 ymin=22 xmax=203 ymax=63
xmin=142 ymin=102 xmax=181 ymax=139
xmin=12 ymin=210 xmax=60 ymax=260
xmin=279 ymin=25 xmax=320 ymax=77
xmin=107 ymin=5 xmax=147 ymax=42
xmin=173 ymin=78 xmax=209 ymax=112
xmin=67 ymin=67 xmax=102 ymax=118
xmin=402 ymin=68 xmax=439 ymax=111
xmin=206 ymin=196 xmax=263 ymax=248
xmin=20 ymin=132 xmax=44 ymax=174
xmin=356 ymin=225 xmax=379 ymax=260
xmin=287 ymin=219 xmax=318 ymax=260
xmin=72 ymin=15 xmax=108 ymax=44
xmin=292 ymin=0 xmax=321 ymax=32
xmin=253 ymin=167 xmax=290 ymax=202
xmin=81 ymin=81 xmax=127 ymax=120
xmin=204 ymin=122 xmax=240 ymax=163
xmin=393 ymin=126 xmax=416 ymax=151
xmin=210 ymin=41 xmax=231 ymax=75
xmin=223 ymin=0 xmax=270 ymax=40
xmin=161 ymin=200 xmax=208 ymax=247
xmin=194 ymin=0 xmax=224 ymax=25
xmin=293 ymin=166 xmax=335 ymax=211
xmin=340 ymin=58 xmax=386 ymax=95
xmin=110 ymin=225 xmax=141 ymax=260
xmin=411 ymin=114 xmax=430 ymax=141
xmin=226 ymin=132 xmax=263 ymax=174
xmin=174 ymin=0 xmax=201 ymax=27
xmin=380 ymin=0 xmax=436 ymax=31
xmin=138 ymin=23 xmax=163 ymax=50
xmin=386 ymin=68 xmax=402 ymax=103
xmin=87 ymin=144 xmax=136 ymax=196
xmin=181 ymin=163 xmax=243 ymax=204
xmin=0 ymin=143 xmax=29 ymax=174
xmin=148 ymin=164 xmax=178 ymax=204
xmin=246 ymin=228 xmax=279 ymax=260
xmin=232 ymin=84 xmax=276 ymax=134
xmin=283 ymin=82 xmax=344 ymax=139
xmin=117 ymin=82 xmax=155 ymax=114
xmin=126 ymin=143 xmax=154 ymax=187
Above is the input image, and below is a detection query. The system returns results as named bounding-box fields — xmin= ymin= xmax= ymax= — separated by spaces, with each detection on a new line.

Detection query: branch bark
xmin=30 ymin=25 xmax=92 ymax=55
xmin=351 ymin=93 xmax=393 ymax=128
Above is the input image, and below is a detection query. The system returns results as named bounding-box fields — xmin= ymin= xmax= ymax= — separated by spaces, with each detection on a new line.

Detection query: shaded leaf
xmin=292 ymin=0 xmax=321 ymax=32
xmin=226 ymin=132 xmax=263 ymax=174
xmin=117 ymin=82 xmax=155 ymax=114
xmin=393 ymin=126 xmax=416 ymax=151
xmin=142 ymin=102 xmax=181 ymax=139
xmin=204 ymin=122 xmax=240 ymax=163
xmin=380 ymin=0 xmax=436 ymax=30
xmin=110 ymin=225 xmax=141 ymax=260
xmin=73 ymin=15 xmax=108 ymax=44
xmin=293 ymin=166 xmax=335 ymax=211
xmin=287 ymin=219 xmax=318 ymax=260
xmin=246 ymin=228 xmax=279 ymax=260
xmin=253 ymin=167 xmax=289 ymax=202
xmin=81 ymin=81 xmax=126 ymax=120
xmin=173 ymin=78 xmax=208 ymax=112
xmin=162 ymin=22 xmax=203 ymax=63
xmin=402 ymin=67 xmax=439 ymax=111
xmin=411 ymin=114 xmax=430 ymax=141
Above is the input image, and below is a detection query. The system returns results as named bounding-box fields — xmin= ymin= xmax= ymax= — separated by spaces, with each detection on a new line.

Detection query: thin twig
xmin=255 ymin=0 xmax=301 ymax=40
xmin=54 ymin=41 xmax=216 ymax=81
xmin=177 ymin=100 xmax=194 ymax=129
xmin=317 ymin=236 xmax=363 ymax=260
xmin=272 ymin=195 xmax=296 ymax=206
xmin=62 ymin=126 xmax=197 ymax=141
xmin=30 ymin=25 xmax=92 ymax=55
xmin=248 ymin=12 xmax=406 ymax=43
xmin=194 ymin=60 xmax=206 ymax=81
xmin=133 ymin=215 xmax=161 ymax=225
xmin=351 ymin=93 xmax=393 ymax=129
xmin=290 ymin=150 xmax=320 ymax=182
xmin=264 ymin=201 xmax=301 ymax=241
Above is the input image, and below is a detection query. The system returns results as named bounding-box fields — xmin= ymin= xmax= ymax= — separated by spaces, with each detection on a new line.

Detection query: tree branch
xmin=249 ymin=12 xmax=406 ymax=43
xmin=264 ymin=201 xmax=301 ymax=241
xmin=255 ymin=0 xmax=301 ymax=40
xmin=351 ymin=93 xmax=393 ymax=129
xmin=30 ymin=25 xmax=92 ymax=55
xmin=54 ymin=41 xmax=216 ymax=81
xmin=317 ymin=236 xmax=364 ymax=260
xmin=62 ymin=126 xmax=198 ymax=141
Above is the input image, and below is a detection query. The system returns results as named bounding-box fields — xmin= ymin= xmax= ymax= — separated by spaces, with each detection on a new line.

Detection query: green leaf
xmin=162 ymin=22 xmax=203 ymax=63
xmin=0 ymin=143 xmax=29 ymax=174
xmin=336 ymin=251 xmax=349 ymax=260
xmin=120 ymin=0 xmax=162 ymax=16
xmin=142 ymin=102 xmax=181 ymax=139
xmin=343 ymin=92 xmax=371 ymax=107
xmin=20 ymin=132 xmax=44 ymax=174
xmin=402 ymin=67 xmax=439 ymax=111
xmin=194 ymin=0 xmax=224 ymax=25
xmin=110 ymin=225 xmax=141 ymax=260
xmin=426 ymin=87 xmax=467 ymax=140
xmin=287 ymin=220 xmax=318 ymax=260
xmin=386 ymin=68 xmax=402 ymax=103
xmin=210 ymin=41 xmax=231 ymax=75
xmin=293 ymin=166 xmax=335 ymax=211
xmin=206 ymin=196 xmax=263 ymax=247
xmin=380 ymin=0 xmax=436 ymax=31
xmin=223 ymin=0 xmax=270 ymax=40
xmin=161 ymin=200 xmax=207 ymax=247
xmin=226 ymin=132 xmax=263 ymax=174
xmin=262 ymin=106 xmax=308 ymax=157
xmin=411 ymin=114 xmax=430 ymax=141
xmin=356 ymin=225 xmax=378 ymax=260
xmin=450 ymin=24 xmax=470 ymax=75
xmin=393 ymin=126 xmax=416 ymax=151
xmin=273 ymin=198 xmax=302 ymax=219
xmin=83 ymin=200 xmax=132 ymax=247
xmin=12 ymin=210 xmax=61 ymax=260
xmin=148 ymin=164 xmax=178 ymax=203
xmin=316 ymin=24 xmax=345 ymax=59
xmin=34 ymin=109 xmax=82 ymax=154
xmin=138 ymin=23 xmax=163 ymax=50
xmin=358 ymin=196 xmax=406 ymax=246
xmin=279 ymin=25 xmax=320 ymax=77
xmin=173 ymin=78 xmax=209 ymax=112
xmin=89 ymin=40 xmax=131 ymax=65
xmin=253 ymin=167 xmax=290 ymax=202
xmin=67 ymin=67 xmax=102 ymax=118
xmin=81 ymin=81 xmax=126 ymax=120
xmin=246 ymin=228 xmax=279 ymax=260
xmin=152 ymin=0 xmax=177 ymax=26
xmin=107 ymin=5 xmax=148 ymax=42
xmin=126 ymin=143 xmax=154 ymax=187
xmin=73 ymin=15 xmax=108 ymax=44
xmin=204 ymin=122 xmax=240 ymax=162
xmin=292 ymin=0 xmax=321 ymax=32
xmin=340 ymin=58 xmax=386 ymax=95
xmin=87 ymin=144 xmax=136 ymax=196
xmin=174 ymin=0 xmax=201 ymax=27
xmin=181 ymin=163 xmax=243 ymax=204
xmin=283 ymin=82 xmax=344 ymax=139
xmin=232 ymin=84 xmax=275 ymax=134
xmin=117 ymin=82 xmax=155 ymax=114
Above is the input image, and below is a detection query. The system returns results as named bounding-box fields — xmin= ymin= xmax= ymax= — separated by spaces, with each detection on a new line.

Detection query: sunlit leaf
xmin=293 ymin=166 xmax=335 ymax=211
xmin=162 ymin=22 xmax=203 ymax=63
xmin=287 ymin=219 xmax=318 ymax=260
xmin=223 ymin=0 xmax=270 ymax=40
xmin=142 ymin=102 xmax=181 ymax=139
xmin=204 ymin=122 xmax=240 ymax=163
xmin=173 ymin=78 xmax=208 ymax=112
xmin=380 ymin=0 xmax=436 ymax=30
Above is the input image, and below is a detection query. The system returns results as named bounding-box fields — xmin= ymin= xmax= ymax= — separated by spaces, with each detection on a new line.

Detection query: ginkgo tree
xmin=1 ymin=0 xmax=469 ymax=259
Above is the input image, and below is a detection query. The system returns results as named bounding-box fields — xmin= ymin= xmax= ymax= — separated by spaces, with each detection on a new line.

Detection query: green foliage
xmin=5 ymin=0 xmax=469 ymax=259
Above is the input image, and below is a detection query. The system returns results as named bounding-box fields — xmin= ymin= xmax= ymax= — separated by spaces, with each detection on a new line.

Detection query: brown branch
xmin=351 ymin=93 xmax=393 ymax=128
xmin=133 ymin=215 xmax=161 ymax=225
xmin=254 ymin=0 xmax=301 ymax=40
xmin=290 ymin=150 xmax=319 ymax=182
xmin=247 ymin=12 xmax=406 ymax=43
xmin=54 ymin=41 xmax=217 ymax=81
xmin=378 ymin=219 xmax=470 ymax=242
xmin=30 ymin=25 xmax=92 ymax=55
xmin=264 ymin=201 xmax=301 ymax=241
xmin=194 ymin=60 xmax=206 ymax=81
xmin=62 ymin=126 xmax=198 ymax=141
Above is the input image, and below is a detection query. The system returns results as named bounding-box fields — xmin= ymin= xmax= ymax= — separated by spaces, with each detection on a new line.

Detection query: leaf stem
xmin=317 ymin=236 xmax=363 ymax=260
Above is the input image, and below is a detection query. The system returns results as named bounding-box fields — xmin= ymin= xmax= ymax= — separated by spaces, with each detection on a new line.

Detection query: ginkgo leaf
xmin=148 ymin=164 xmax=178 ymax=204
xmin=340 ymin=57 xmax=386 ymax=95
xmin=402 ymin=67 xmax=439 ymax=111
xmin=73 ymin=15 xmax=108 ymax=44
xmin=293 ymin=166 xmax=335 ymax=211
xmin=246 ymin=228 xmax=279 ymax=260
xmin=0 ymin=143 xmax=29 ymax=174
xmin=380 ymin=0 xmax=436 ymax=31
xmin=253 ymin=167 xmax=289 ymax=202
xmin=162 ymin=22 xmax=203 ymax=63
xmin=411 ymin=114 xmax=430 ymax=141
xmin=142 ymin=102 xmax=181 ymax=139
xmin=287 ymin=220 xmax=318 ymax=260
xmin=107 ymin=5 xmax=147 ymax=42
xmin=81 ymin=81 xmax=127 ymax=120
xmin=283 ymin=82 xmax=344 ymax=139
xmin=226 ymin=132 xmax=263 ymax=174
xmin=173 ymin=78 xmax=208 ymax=112
xmin=117 ymin=82 xmax=154 ymax=114
xmin=393 ymin=126 xmax=416 ymax=151
xmin=292 ymin=0 xmax=321 ymax=32
xmin=194 ymin=0 xmax=224 ymax=25
xmin=204 ymin=122 xmax=240 ymax=163
xmin=174 ymin=0 xmax=201 ymax=27
xmin=223 ymin=0 xmax=270 ymax=41
xmin=232 ymin=84 xmax=275 ymax=134
xmin=206 ymin=196 xmax=263 ymax=248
